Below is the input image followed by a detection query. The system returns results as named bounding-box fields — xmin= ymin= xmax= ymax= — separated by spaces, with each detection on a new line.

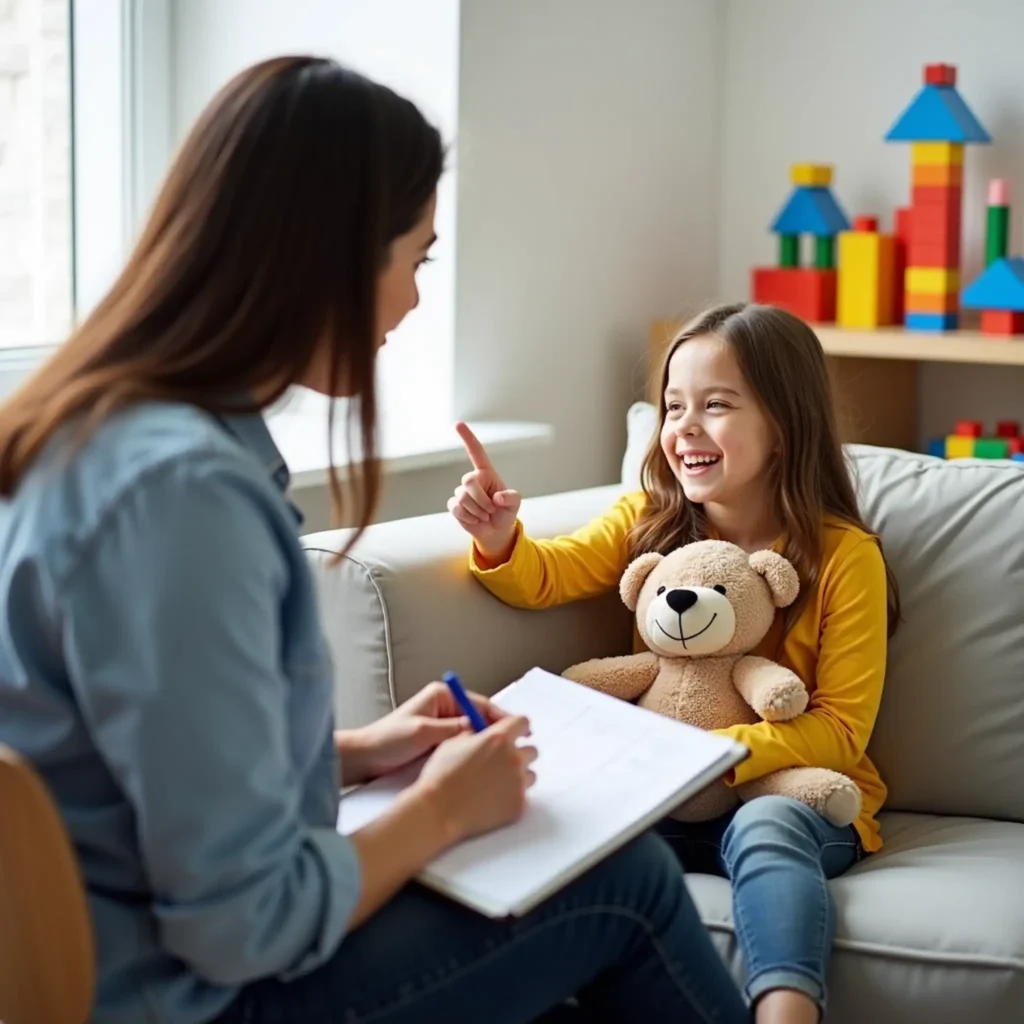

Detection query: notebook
xmin=336 ymin=667 xmax=748 ymax=918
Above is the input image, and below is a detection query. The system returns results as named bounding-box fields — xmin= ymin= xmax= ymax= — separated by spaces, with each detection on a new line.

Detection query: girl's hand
xmin=447 ymin=422 xmax=522 ymax=565
xmin=415 ymin=715 xmax=538 ymax=843
xmin=338 ymin=681 xmax=512 ymax=785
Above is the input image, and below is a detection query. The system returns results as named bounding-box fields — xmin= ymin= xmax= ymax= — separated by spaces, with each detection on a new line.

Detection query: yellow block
xmin=791 ymin=163 xmax=832 ymax=187
xmin=911 ymin=142 xmax=964 ymax=166
xmin=906 ymin=267 xmax=959 ymax=295
xmin=837 ymin=231 xmax=896 ymax=328
xmin=912 ymin=163 xmax=963 ymax=187
xmin=946 ymin=435 xmax=975 ymax=459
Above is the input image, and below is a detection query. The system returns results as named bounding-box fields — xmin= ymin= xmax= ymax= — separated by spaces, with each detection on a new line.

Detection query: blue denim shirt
xmin=0 ymin=401 xmax=360 ymax=1023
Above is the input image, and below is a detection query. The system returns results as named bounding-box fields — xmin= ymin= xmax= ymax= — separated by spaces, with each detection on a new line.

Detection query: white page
xmin=337 ymin=667 xmax=746 ymax=917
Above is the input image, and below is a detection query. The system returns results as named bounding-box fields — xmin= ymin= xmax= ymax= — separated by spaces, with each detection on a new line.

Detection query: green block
xmin=986 ymin=206 xmax=1010 ymax=266
xmin=779 ymin=234 xmax=799 ymax=268
xmin=975 ymin=437 xmax=1009 ymax=459
xmin=814 ymin=235 xmax=835 ymax=270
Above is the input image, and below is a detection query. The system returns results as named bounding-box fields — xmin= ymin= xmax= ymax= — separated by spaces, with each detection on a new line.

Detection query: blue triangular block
xmin=961 ymin=257 xmax=1024 ymax=310
xmin=885 ymin=84 xmax=991 ymax=143
xmin=771 ymin=187 xmax=850 ymax=236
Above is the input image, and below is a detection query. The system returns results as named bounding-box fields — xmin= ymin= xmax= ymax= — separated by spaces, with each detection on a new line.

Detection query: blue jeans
xmin=211 ymin=830 xmax=748 ymax=1023
xmin=655 ymin=795 xmax=863 ymax=1013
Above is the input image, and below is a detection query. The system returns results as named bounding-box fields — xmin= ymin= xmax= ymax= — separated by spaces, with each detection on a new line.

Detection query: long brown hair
xmin=629 ymin=302 xmax=900 ymax=638
xmin=0 ymin=56 xmax=443 ymax=553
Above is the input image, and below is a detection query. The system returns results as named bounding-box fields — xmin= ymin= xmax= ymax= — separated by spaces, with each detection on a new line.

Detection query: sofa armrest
xmin=302 ymin=484 xmax=632 ymax=728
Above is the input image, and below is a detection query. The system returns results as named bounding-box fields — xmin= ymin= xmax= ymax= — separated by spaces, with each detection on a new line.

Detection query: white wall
xmin=719 ymin=0 xmax=1024 ymax=446
xmin=172 ymin=0 xmax=459 ymax=435
xmin=455 ymin=0 xmax=726 ymax=497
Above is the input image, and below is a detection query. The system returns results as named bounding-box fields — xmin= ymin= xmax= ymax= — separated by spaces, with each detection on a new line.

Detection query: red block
xmin=997 ymin=420 xmax=1021 ymax=438
xmin=955 ymin=420 xmax=983 ymax=438
xmin=912 ymin=185 xmax=963 ymax=208
xmin=909 ymin=239 xmax=960 ymax=268
xmin=981 ymin=310 xmax=1024 ymax=336
xmin=893 ymin=207 xmax=912 ymax=322
xmin=925 ymin=63 xmax=957 ymax=86
xmin=752 ymin=267 xmax=836 ymax=323
xmin=853 ymin=215 xmax=879 ymax=231
xmin=1009 ymin=437 xmax=1024 ymax=456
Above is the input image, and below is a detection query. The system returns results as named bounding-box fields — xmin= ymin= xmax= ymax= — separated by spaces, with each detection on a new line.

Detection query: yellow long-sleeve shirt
xmin=470 ymin=491 xmax=889 ymax=853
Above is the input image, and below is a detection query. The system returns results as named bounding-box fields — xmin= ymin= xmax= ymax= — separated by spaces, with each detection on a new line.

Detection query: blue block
xmin=771 ymin=187 xmax=850 ymax=236
xmin=961 ymin=257 xmax=1024 ymax=310
xmin=928 ymin=438 xmax=947 ymax=458
xmin=905 ymin=312 xmax=959 ymax=331
xmin=885 ymin=84 xmax=991 ymax=143
xmin=1012 ymin=453 xmax=1024 ymax=463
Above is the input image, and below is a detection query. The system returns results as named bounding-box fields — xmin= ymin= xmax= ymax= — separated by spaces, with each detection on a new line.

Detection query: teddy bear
xmin=562 ymin=539 xmax=862 ymax=827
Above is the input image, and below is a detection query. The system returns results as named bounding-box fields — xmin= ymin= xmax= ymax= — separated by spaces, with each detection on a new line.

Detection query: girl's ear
xmin=749 ymin=550 xmax=799 ymax=608
xmin=620 ymin=553 xmax=664 ymax=611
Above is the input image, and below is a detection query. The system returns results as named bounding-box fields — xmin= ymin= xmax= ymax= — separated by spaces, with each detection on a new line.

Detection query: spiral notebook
xmin=336 ymin=667 xmax=748 ymax=918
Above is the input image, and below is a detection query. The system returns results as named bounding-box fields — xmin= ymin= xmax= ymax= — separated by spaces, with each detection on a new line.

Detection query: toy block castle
xmin=884 ymin=63 xmax=991 ymax=331
xmin=961 ymin=179 xmax=1024 ymax=335
xmin=751 ymin=163 xmax=849 ymax=322
xmin=929 ymin=419 xmax=1024 ymax=461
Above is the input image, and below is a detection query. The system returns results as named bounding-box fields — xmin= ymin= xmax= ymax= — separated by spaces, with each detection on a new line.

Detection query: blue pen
xmin=443 ymin=671 xmax=489 ymax=733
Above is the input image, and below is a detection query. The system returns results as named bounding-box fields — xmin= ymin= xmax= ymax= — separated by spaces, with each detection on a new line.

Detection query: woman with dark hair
xmin=0 ymin=57 xmax=745 ymax=1024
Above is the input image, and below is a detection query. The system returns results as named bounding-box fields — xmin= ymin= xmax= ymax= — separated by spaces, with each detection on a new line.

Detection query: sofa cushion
xmin=689 ymin=811 xmax=1024 ymax=1024
xmin=848 ymin=445 xmax=1024 ymax=822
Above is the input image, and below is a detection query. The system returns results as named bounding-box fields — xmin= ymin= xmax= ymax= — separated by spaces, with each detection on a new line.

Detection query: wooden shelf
xmin=814 ymin=325 xmax=1024 ymax=366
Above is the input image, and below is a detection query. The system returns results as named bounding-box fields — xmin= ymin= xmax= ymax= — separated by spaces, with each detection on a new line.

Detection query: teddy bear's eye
xmin=656 ymin=586 xmax=666 ymax=595
xmin=714 ymin=584 xmax=727 ymax=595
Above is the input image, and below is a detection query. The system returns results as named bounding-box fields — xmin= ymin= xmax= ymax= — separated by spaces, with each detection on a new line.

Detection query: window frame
xmin=0 ymin=0 xmax=170 ymax=380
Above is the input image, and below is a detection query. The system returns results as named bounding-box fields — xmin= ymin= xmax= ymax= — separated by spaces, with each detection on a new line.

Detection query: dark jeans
xmin=655 ymin=795 xmax=863 ymax=1012
xmin=211 ymin=830 xmax=748 ymax=1023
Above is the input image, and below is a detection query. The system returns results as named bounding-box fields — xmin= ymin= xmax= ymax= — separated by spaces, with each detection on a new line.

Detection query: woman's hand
xmin=337 ymin=681 xmax=512 ymax=786
xmin=415 ymin=714 xmax=538 ymax=844
xmin=447 ymin=422 xmax=522 ymax=566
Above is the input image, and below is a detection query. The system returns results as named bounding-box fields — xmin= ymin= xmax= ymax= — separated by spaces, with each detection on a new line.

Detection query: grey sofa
xmin=302 ymin=443 xmax=1024 ymax=1023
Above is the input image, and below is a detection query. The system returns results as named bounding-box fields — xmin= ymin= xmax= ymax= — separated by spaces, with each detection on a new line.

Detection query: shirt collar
xmin=217 ymin=414 xmax=302 ymax=530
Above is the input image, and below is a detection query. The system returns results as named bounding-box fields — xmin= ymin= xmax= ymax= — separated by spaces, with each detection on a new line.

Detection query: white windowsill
xmin=265 ymin=407 xmax=554 ymax=490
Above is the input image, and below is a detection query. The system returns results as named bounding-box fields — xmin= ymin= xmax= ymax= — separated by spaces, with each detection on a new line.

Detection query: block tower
xmin=961 ymin=179 xmax=1024 ymax=336
xmin=751 ymin=163 xmax=850 ymax=323
xmin=885 ymin=63 xmax=991 ymax=332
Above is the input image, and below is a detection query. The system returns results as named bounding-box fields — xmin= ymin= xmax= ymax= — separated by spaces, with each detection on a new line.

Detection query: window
xmin=0 ymin=0 xmax=73 ymax=350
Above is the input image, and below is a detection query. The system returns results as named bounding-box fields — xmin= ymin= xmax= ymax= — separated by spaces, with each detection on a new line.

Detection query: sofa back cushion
xmin=848 ymin=445 xmax=1024 ymax=823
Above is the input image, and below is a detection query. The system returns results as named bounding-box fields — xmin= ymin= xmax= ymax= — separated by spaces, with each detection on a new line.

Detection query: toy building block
xmin=924 ymin=63 xmax=957 ymax=86
xmin=791 ymin=164 xmax=833 ymax=187
xmin=980 ymin=310 xmax=1024 ymax=336
xmin=975 ymin=438 xmax=1010 ymax=459
xmin=945 ymin=434 xmax=975 ymax=458
xmin=1010 ymin=437 xmax=1024 ymax=456
xmin=912 ymin=163 xmax=964 ymax=188
xmin=928 ymin=438 xmax=947 ymax=458
xmin=779 ymin=234 xmax=800 ymax=267
xmin=906 ymin=312 xmax=958 ymax=331
xmin=893 ymin=207 xmax=912 ymax=321
xmin=997 ymin=420 xmax=1020 ymax=437
xmin=885 ymin=65 xmax=992 ymax=143
xmin=837 ymin=216 xmax=896 ymax=327
xmin=906 ymin=267 xmax=960 ymax=295
xmin=814 ymin=235 xmax=835 ymax=270
xmin=752 ymin=267 xmax=837 ymax=323
xmin=771 ymin=187 xmax=850 ymax=236
xmin=955 ymin=419 xmax=983 ymax=437
xmin=985 ymin=179 xmax=1010 ymax=267
xmin=905 ymin=292 xmax=958 ymax=314
xmin=911 ymin=141 xmax=964 ymax=165
xmin=1013 ymin=453 xmax=1024 ymax=463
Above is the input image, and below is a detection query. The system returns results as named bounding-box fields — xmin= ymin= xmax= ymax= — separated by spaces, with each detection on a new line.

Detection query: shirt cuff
xmin=468 ymin=520 xmax=525 ymax=576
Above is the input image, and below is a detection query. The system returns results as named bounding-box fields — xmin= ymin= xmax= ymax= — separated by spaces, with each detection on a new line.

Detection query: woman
xmin=0 ymin=57 xmax=746 ymax=1024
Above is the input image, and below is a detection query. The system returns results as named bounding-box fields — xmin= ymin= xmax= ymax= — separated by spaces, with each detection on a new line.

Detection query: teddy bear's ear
xmin=748 ymin=550 xmax=800 ymax=608
xmin=619 ymin=552 xmax=664 ymax=612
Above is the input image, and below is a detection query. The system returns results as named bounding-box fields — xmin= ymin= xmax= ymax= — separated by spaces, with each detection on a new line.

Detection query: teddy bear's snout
xmin=665 ymin=589 xmax=699 ymax=614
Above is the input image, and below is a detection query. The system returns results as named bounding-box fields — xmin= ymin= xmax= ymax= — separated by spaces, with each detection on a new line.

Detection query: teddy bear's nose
xmin=665 ymin=589 xmax=699 ymax=614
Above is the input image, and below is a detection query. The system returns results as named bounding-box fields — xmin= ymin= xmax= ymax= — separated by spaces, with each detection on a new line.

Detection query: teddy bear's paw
xmin=822 ymin=781 xmax=862 ymax=828
xmin=756 ymin=671 xmax=809 ymax=722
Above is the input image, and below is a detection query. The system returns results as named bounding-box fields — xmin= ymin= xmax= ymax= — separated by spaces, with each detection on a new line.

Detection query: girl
xmin=0 ymin=59 xmax=748 ymax=1024
xmin=450 ymin=301 xmax=899 ymax=1024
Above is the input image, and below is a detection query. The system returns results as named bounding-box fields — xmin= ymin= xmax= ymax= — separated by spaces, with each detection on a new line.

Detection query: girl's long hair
xmin=0 ymin=56 xmax=444 ymax=554
xmin=629 ymin=302 xmax=901 ymax=638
